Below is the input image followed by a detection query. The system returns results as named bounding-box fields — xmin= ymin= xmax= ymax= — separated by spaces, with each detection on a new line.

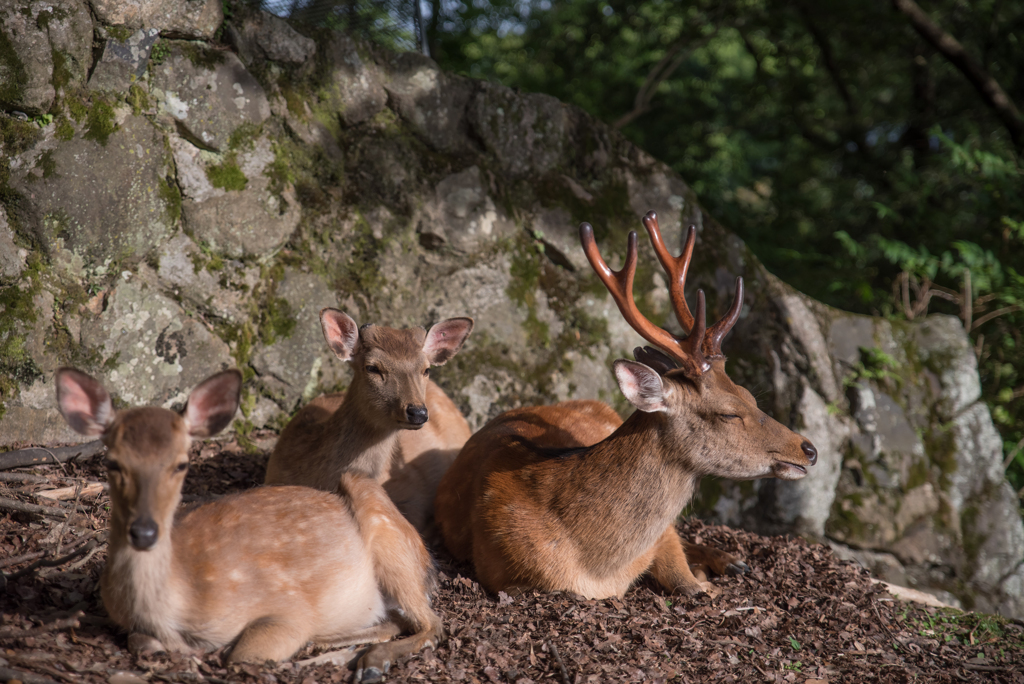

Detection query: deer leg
xmin=682 ymin=541 xmax=749 ymax=578
xmin=355 ymin=615 xmax=444 ymax=683
xmin=647 ymin=526 xmax=712 ymax=596
xmin=313 ymin=622 xmax=403 ymax=648
xmin=340 ymin=472 xmax=446 ymax=682
xmin=226 ymin=617 xmax=309 ymax=663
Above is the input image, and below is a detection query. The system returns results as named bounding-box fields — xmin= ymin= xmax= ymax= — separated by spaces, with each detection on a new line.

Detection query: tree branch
xmin=891 ymin=0 xmax=1024 ymax=148
xmin=613 ymin=32 xmax=713 ymax=130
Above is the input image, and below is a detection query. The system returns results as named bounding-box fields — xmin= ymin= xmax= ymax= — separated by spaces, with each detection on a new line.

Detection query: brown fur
xmin=55 ymin=368 xmax=441 ymax=670
xmin=265 ymin=312 xmax=473 ymax=533
xmin=435 ymin=362 xmax=816 ymax=599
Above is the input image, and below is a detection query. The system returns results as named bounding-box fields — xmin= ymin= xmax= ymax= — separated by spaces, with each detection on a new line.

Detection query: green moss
xmin=0 ymin=27 xmax=28 ymax=108
xmin=0 ymin=117 xmax=41 ymax=156
xmin=0 ymin=252 xmax=45 ymax=398
xmin=149 ymin=40 xmax=171 ymax=66
xmin=50 ymin=49 xmax=71 ymax=90
xmin=66 ymin=95 xmax=88 ymax=122
xmin=228 ymin=122 xmax=261 ymax=152
xmin=906 ymin=458 xmax=930 ymax=490
xmin=259 ymin=296 xmax=296 ymax=346
xmin=127 ymin=84 xmax=150 ymax=116
xmin=206 ymin=155 xmax=248 ymax=191
xmin=105 ymin=25 xmax=133 ymax=43
xmin=280 ymin=83 xmax=306 ymax=118
xmin=218 ymin=321 xmax=256 ymax=383
xmin=508 ymin=242 xmax=543 ymax=307
xmin=83 ymin=97 xmax=118 ymax=146
xmin=266 ymin=139 xmax=297 ymax=197
xmin=158 ymin=174 xmax=182 ymax=224
xmin=54 ymin=115 xmax=74 ymax=140
xmin=333 ymin=213 xmax=387 ymax=296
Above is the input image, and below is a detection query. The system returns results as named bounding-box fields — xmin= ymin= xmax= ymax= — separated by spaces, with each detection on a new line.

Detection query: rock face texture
xmin=0 ymin=2 xmax=1021 ymax=617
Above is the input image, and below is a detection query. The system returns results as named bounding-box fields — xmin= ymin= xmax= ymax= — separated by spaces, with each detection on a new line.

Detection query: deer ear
xmin=423 ymin=317 xmax=474 ymax=366
xmin=55 ymin=368 xmax=114 ymax=436
xmin=321 ymin=308 xmax=360 ymax=361
xmin=613 ymin=360 xmax=668 ymax=413
xmin=184 ymin=370 xmax=242 ymax=438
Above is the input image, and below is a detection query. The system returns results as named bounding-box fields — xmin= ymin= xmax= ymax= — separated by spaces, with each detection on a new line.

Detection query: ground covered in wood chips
xmin=2 ymin=436 xmax=1023 ymax=684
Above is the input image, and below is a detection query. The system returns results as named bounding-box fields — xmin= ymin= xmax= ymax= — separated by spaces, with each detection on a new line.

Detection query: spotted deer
xmin=434 ymin=211 xmax=818 ymax=599
xmin=56 ymin=368 xmax=442 ymax=680
xmin=264 ymin=310 xmax=474 ymax=533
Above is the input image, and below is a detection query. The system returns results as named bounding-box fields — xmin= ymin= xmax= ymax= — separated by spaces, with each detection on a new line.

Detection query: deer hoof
xmin=357 ymin=666 xmax=385 ymax=684
xmin=127 ymin=632 xmax=166 ymax=657
xmin=725 ymin=560 xmax=750 ymax=575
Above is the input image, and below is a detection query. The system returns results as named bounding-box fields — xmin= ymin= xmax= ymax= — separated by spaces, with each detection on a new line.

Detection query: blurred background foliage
xmin=270 ymin=1 xmax=1024 ymax=496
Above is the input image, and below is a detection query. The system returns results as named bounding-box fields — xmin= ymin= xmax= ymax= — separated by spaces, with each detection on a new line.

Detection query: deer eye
xmin=365 ymin=365 xmax=383 ymax=375
xmin=174 ymin=462 xmax=189 ymax=473
xmin=423 ymin=368 xmax=430 ymax=377
xmin=104 ymin=459 xmax=121 ymax=472
xmin=719 ymin=414 xmax=741 ymax=421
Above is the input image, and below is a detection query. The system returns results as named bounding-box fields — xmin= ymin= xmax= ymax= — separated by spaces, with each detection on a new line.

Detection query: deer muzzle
xmin=405 ymin=404 xmax=428 ymax=426
xmin=129 ymin=516 xmax=159 ymax=550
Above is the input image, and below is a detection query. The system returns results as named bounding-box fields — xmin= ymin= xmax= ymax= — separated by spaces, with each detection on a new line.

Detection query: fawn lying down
xmin=265 ymin=309 xmax=474 ymax=533
xmin=56 ymin=368 xmax=442 ymax=680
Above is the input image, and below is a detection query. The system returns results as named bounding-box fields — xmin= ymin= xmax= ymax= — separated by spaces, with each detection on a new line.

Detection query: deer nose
xmin=801 ymin=441 xmax=818 ymax=466
xmin=129 ymin=517 xmax=159 ymax=550
xmin=406 ymin=405 xmax=428 ymax=425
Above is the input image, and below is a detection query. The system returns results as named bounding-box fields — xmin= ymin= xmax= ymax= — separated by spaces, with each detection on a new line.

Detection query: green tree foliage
xmin=427 ymin=0 xmax=1024 ymax=492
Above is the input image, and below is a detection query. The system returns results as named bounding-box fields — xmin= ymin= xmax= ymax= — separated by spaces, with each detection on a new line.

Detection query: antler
xmin=579 ymin=211 xmax=745 ymax=376
xmin=580 ymin=219 xmax=709 ymax=377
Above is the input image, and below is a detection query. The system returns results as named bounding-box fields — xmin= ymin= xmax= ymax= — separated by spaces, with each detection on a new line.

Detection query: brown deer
xmin=56 ymin=368 xmax=442 ymax=680
xmin=264 ymin=310 xmax=474 ymax=533
xmin=434 ymin=211 xmax=818 ymax=598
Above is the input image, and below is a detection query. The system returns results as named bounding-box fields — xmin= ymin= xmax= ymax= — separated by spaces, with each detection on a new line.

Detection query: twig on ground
xmin=0 ymin=472 xmax=51 ymax=484
xmin=0 ymin=548 xmax=48 ymax=569
xmin=0 ymin=612 xmax=84 ymax=639
xmin=546 ymin=640 xmax=571 ymax=684
xmin=0 ymin=496 xmax=75 ymax=519
xmin=152 ymin=672 xmax=230 ymax=684
xmin=3 ymin=540 xmax=99 ymax=581
xmin=0 ymin=441 xmax=104 ymax=471
xmin=964 ymin=663 xmax=1007 ymax=672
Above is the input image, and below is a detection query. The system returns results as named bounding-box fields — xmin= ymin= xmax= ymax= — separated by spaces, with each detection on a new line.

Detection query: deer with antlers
xmin=265 ymin=310 xmax=474 ymax=533
xmin=56 ymin=368 xmax=442 ymax=680
xmin=434 ymin=211 xmax=818 ymax=598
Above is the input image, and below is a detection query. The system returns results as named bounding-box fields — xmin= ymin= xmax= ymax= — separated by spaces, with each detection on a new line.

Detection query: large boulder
xmin=0 ymin=24 xmax=1020 ymax=620
xmin=88 ymin=0 xmax=223 ymax=40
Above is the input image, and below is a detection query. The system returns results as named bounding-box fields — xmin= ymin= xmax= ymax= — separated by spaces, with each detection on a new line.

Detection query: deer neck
xmin=554 ymin=410 xmax=698 ymax=573
xmin=324 ymin=385 xmax=403 ymax=480
xmin=102 ymin=507 xmax=188 ymax=648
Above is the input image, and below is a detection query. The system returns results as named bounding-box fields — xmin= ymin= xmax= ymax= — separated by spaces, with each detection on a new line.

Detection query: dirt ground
xmin=2 ymin=434 xmax=1022 ymax=684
